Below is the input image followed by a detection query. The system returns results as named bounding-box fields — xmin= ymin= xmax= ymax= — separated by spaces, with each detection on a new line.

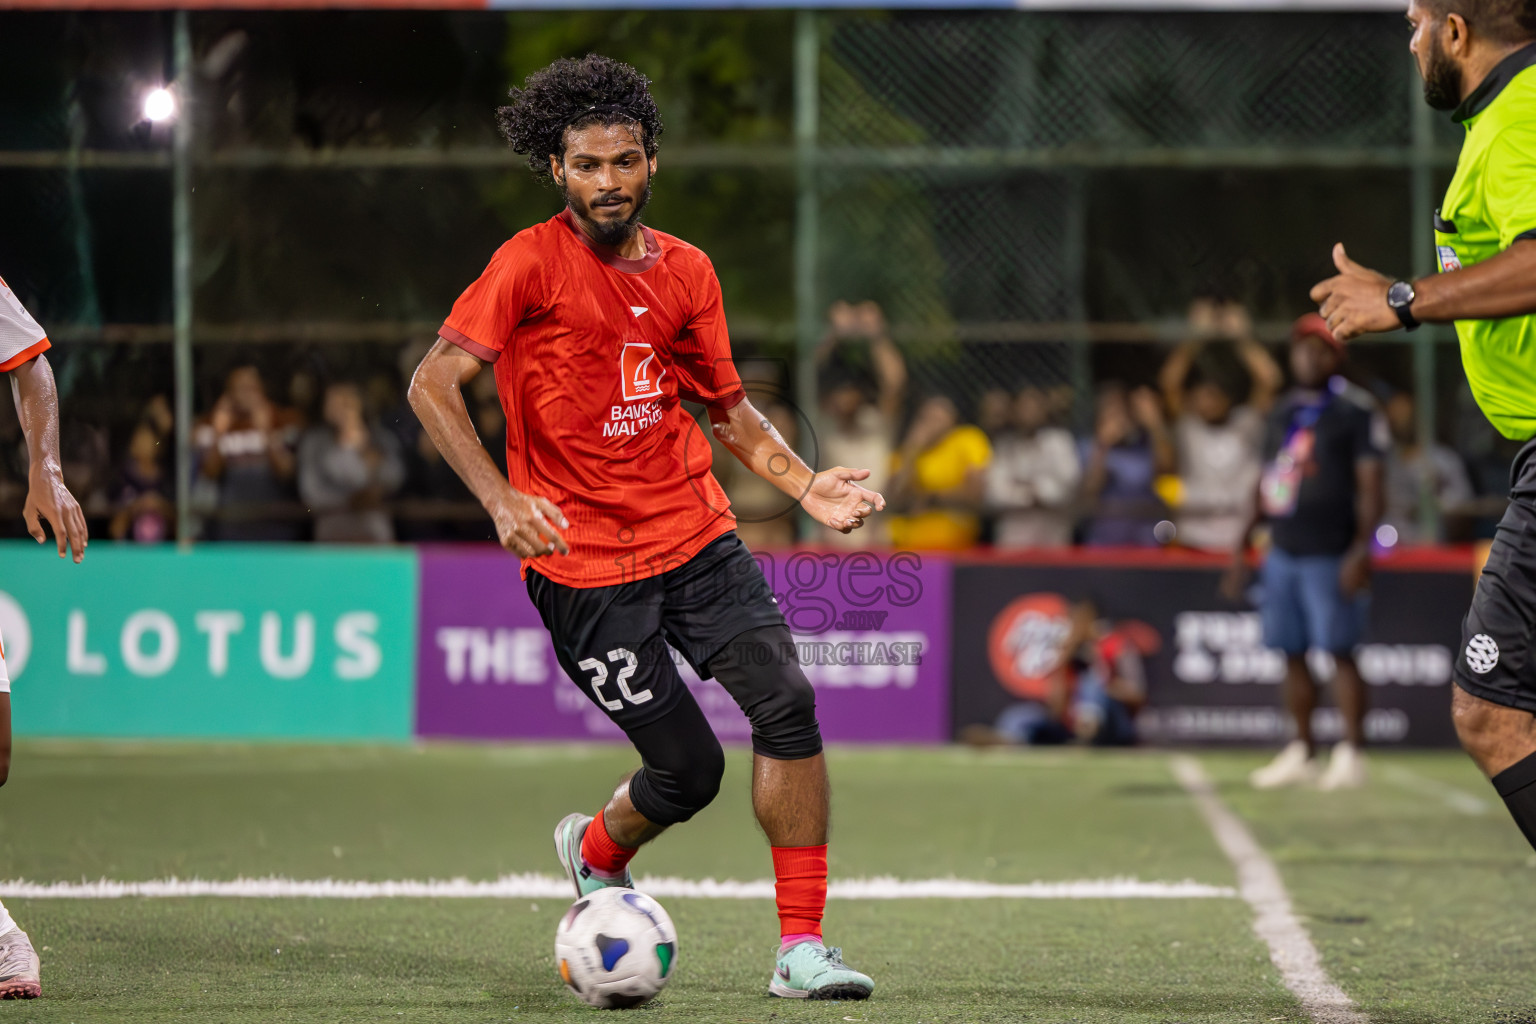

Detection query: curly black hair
xmin=496 ymin=54 xmax=664 ymax=178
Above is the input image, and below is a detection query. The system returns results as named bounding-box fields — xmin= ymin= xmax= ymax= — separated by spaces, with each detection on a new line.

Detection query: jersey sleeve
xmin=1486 ymin=122 xmax=1536 ymax=248
xmin=670 ymin=256 xmax=746 ymax=409
xmin=438 ymin=241 xmax=546 ymax=363
xmin=0 ymin=276 xmax=51 ymax=373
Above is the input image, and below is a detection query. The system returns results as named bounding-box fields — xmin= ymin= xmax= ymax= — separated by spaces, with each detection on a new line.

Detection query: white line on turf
xmin=0 ymin=875 xmax=1235 ymax=901
xmin=1381 ymin=764 xmax=1491 ymax=816
xmin=1171 ymin=756 xmax=1367 ymax=1024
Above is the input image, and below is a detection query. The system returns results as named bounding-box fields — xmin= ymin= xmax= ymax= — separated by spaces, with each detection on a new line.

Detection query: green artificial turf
xmin=0 ymin=742 xmax=1531 ymax=1022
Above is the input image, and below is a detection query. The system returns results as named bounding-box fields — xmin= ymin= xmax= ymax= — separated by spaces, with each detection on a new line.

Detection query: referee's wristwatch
xmin=1387 ymin=280 xmax=1419 ymax=332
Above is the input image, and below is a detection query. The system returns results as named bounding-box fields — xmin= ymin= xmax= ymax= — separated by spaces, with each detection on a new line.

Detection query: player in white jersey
xmin=0 ymin=274 xmax=88 ymax=1000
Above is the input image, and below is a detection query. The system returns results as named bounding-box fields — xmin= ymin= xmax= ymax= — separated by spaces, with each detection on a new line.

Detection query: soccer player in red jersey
xmin=0 ymin=273 xmax=89 ymax=1000
xmin=410 ymin=56 xmax=879 ymax=1000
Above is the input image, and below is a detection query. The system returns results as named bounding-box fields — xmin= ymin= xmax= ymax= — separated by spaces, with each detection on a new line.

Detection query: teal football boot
xmin=769 ymin=940 xmax=874 ymax=1000
xmin=552 ymin=812 xmax=634 ymax=898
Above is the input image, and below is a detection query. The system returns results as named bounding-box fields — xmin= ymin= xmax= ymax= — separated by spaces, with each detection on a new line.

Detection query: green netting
xmin=822 ymin=12 xmax=1412 ymax=149
xmin=812 ymin=11 xmax=1426 ymax=413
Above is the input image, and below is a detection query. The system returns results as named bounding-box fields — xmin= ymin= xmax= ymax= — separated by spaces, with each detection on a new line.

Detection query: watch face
xmin=1388 ymin=281 xmax=1415 ymax=308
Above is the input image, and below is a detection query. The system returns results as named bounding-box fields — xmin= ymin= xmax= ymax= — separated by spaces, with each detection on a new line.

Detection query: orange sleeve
xmin=671 ymin=256 xmax=744 ymax=409
xmin=0 ymin=336 xmax=51 ymax=374
xmin=439 ymin=240 xmax=545 ymax=363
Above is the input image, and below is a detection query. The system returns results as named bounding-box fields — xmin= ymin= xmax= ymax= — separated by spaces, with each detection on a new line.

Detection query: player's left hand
xmin=25 ymin=464 xmax=88 ymax=563
xmin=1309 ymin=243 xmax=1398 ymax=342
xmin=803 ymin=467 xmax=885 ymax=534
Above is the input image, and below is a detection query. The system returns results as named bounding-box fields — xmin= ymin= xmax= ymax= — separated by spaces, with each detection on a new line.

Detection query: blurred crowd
xmin=0 ymin=298 xmax=1496 ymax=547
xmin=0 ymin=339 xmax=510 ymax=545
xmin=761 ymin=297 xmax=1487 ymax=554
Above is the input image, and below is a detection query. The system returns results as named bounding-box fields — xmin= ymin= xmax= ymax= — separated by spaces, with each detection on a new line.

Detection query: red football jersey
xmin=440 ymin=209 xmax=746 ymax=588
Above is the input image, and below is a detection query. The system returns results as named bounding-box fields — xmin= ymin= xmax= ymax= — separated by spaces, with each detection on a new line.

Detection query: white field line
xmin=1381 ymin=764 xmax=1491 ymax=816
xmin=1171 ymin=756 xmax=1367 ymax=1024
xmin=0 ymin=875 xmax=1234 ymax=901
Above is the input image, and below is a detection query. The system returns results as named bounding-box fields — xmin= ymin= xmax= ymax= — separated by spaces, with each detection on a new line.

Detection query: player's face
xmin=1407 ymin=2 xmax=1464 ymax=111
xmin=554 ymin=122 xmax=656 ymax=247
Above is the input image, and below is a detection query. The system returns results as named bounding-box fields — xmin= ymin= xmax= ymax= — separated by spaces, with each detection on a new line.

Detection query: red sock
xmin=581 ymin=810 xmax=638 ymax=878
xmin=771 ymin=845 xmax=828 ymax=941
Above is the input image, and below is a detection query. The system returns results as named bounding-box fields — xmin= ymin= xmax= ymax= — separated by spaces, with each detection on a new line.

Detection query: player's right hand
xmin=489 ymin=488 xmax=570 ymax=558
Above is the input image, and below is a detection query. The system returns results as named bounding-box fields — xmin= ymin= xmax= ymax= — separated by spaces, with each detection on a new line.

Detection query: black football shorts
xmin=526 ymin=531 xmax=786 ymax=730
xmin=1456 ymin=437 xmax=1536 ymax=713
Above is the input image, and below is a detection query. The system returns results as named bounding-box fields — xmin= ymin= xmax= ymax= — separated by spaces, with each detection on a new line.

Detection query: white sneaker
xmin=1249 ymin=740 xmax=1318 ymax=789
xmin=1317 ymin=742 xmax=1367 ymax=791
xmin=0 ymin=929 xmax=40 ymax=999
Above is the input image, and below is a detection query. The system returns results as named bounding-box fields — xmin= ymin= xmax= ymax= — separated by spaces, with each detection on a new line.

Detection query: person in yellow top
xmin=886 ymin=395 xmax=992 ymax=549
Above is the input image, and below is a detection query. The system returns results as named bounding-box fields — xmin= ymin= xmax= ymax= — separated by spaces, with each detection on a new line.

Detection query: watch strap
xmin=1389 ymin=281 xmax=1420 ymax=332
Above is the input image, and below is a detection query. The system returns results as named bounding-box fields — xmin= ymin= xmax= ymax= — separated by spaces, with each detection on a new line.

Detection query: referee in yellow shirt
xmin=1311 ymin=0 xmax=1536 ymax=850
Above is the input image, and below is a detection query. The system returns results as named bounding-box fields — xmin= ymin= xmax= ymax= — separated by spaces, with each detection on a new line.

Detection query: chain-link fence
xmin=0 ymin=7 xmax=1507 ymax=546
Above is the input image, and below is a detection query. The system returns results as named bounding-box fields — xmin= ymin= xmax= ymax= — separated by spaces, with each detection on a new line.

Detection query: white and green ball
xmin=555 ymin=887 xmax=678 ymax=1009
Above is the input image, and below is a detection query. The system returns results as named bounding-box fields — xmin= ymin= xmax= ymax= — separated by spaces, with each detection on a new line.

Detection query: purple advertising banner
xmin=414 ymin=546 xmax=951 ymax=743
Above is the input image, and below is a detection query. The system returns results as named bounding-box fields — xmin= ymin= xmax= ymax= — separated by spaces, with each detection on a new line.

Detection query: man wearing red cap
xmin=1225 ymin=314 xmax=1386 ymax=790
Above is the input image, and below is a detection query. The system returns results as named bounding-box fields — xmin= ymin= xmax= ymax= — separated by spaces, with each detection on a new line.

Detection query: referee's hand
xmin=1309 ymin=243 xmax=1399 ymax=342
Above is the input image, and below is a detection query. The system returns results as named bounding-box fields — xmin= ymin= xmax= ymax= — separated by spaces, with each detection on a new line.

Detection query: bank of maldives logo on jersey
xmin=621 ymin=341 xmax=665 ymax=402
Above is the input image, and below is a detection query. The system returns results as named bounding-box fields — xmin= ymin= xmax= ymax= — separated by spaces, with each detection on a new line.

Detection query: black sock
xmin=1492 ymin=751 xmax=1536 ymax=852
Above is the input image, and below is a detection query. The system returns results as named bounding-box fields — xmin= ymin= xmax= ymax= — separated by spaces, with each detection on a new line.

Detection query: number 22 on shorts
xmin=578 ymin=648 xmax=653 ymax=711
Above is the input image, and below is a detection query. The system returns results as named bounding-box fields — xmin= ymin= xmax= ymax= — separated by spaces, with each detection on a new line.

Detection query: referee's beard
xmin=564 ymin=180 xmax=653 ymax=249
xmin=1419 ymin=32 xmax=1464 ymax=111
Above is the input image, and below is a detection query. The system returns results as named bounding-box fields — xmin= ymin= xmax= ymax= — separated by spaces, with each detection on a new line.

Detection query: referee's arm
xmin=1411 ymin=239 xmax=1536 ymax=322
xmin=1310 ymin=240 xmax=1536 ymax=342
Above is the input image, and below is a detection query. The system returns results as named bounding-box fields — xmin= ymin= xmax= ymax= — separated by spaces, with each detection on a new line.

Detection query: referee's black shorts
xmin=1457 ymin=437 xmax=1536 ymax=713
xmin=526 ymin=531 xmax=787 ymax=731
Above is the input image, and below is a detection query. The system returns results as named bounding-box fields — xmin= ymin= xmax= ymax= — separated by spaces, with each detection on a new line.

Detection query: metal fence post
xmin=173 ymin=9 xmax=194 ymax=546
xmin=793 ymin=9 xmax=820 ymax=525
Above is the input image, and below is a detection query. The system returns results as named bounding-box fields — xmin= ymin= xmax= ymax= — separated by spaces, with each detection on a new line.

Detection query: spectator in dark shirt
xmin=110 ymin=422 xmax=173 ymax=542
xmin=1226 ymin=314 xmax=1386 ymax=792
xmin=1080 ymin=383 xmax=1174 ymax=546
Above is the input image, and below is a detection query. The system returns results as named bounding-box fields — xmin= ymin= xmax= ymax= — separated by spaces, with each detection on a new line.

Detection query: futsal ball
xmin=554 ymin=887 xmax=678 ymax=1009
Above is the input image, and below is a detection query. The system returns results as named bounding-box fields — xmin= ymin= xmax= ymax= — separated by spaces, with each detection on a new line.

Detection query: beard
xmin=1420 ymin=33 xmax=1464 ymax=111
xmin=564 ymin=180 xmax=653 ymax=247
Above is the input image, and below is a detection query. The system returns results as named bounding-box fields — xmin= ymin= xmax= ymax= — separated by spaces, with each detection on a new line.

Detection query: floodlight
xmin=143 ymin=88 xmax=175 ymax=123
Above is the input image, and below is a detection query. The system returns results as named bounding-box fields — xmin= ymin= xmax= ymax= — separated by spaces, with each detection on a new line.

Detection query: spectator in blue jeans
xmin=1224 ymin=314 xmax=1386 ymax=792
